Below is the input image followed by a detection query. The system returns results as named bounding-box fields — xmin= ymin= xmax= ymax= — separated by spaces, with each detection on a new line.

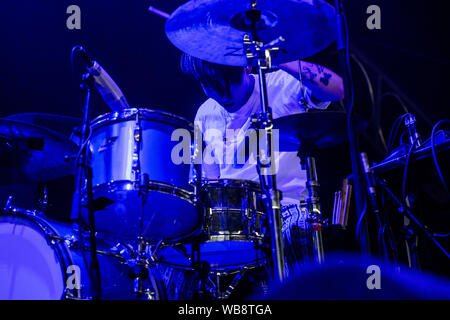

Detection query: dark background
xmin=0 ymin=1 xmax=448 ymax=121
xmin=0 ymin=1 xmax=448 ymax=276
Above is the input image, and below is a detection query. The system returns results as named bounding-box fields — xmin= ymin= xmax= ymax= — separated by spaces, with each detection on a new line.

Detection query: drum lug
xmin=3 ymin=196 xmax=46 ymax=218
xmin=132 ymin=113 xmax=141 ymax=177
xmin=63 ymin=287 xmax=88 ymax=300
xmin=64 ymin=235 xmax=81 ymax=250
xmin=132 ymin=152 xmax=139 ymax=175
xmin=114 ymin=242 xmax=138 ymax=267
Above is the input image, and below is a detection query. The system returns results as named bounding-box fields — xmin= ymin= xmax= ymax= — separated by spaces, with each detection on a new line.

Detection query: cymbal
xmin=165 ymin=0 xmax=337 ymax=66
xmin=272 ymin=111 xmax=348 ymax=152
xmin=0 ymin=119 xmax=78 ymax=184
xmin=4 ymin=113 xmax=82 ymax=138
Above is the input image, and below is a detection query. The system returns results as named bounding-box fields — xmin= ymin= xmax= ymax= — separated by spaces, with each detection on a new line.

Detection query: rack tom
xmin=83 ymin=108 xmax=200 ymax=242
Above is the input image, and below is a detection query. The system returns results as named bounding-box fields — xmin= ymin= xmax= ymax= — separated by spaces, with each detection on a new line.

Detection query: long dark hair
xmin=180 ymin=53 xmax=244 ymax=97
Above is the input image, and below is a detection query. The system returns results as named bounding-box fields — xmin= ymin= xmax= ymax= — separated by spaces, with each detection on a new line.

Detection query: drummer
xmin=182 ymin=53 xmax=344 ymax=273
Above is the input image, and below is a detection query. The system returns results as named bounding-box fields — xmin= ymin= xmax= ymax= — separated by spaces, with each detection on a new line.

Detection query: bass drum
xmin=0 ymin=212 xmax=165 ymax=300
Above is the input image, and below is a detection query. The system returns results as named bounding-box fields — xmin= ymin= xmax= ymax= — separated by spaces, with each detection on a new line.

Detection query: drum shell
xmin=0 ymin=212 xmax=162 ymax=299
xmin=158 ymin=179 xmax=267 ymax=271
xmin=89 ymin=108 xmax=193 ymax=189
xmin=84 ymin=109 xmax=200 ymax=242
xmin=201 ymin=179 xmax=266 ymax=242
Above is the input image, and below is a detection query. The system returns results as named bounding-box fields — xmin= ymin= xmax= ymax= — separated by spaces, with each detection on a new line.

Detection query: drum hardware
xmin=4 ymin=196 xmax=73 ymax=247
xmin=211 ymin=263 xmax=264 ymax=300
xmin=128 ymin=237 xmax=153 ymax=299
xmin=195 ymin=256 xmax=212 ymax=300
xmin=271 ymin=112 xmax=354 ymax=265
xmin=0 ymin=203 xmax=166 ymax=300
xmin=70 ymin=70 xmax=102 ymax=300
xmin=3 ymin=195 xmax=46 ymax=218
xmin=247 ymin=33 xmax=286 ymax=283
xmin=297 ymin=144 xmax=325 ymax=264
xmin=108 ymin=238 xmax=167 ymax=300
xmin=37 ymin=185 xmax=49 ymax=213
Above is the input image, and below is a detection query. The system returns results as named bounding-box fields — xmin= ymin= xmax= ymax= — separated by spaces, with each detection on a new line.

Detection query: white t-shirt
xmin=194 ymin=70 xmax=329 ymax=206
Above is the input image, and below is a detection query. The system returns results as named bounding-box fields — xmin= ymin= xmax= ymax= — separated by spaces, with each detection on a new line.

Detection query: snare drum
xmin=0 ymin=211 xmax=165 ymax=300
xmin=83 ymin=108 xmax=200 ymax=242
xmin=158 ymin=179 xmax=266 ymax=272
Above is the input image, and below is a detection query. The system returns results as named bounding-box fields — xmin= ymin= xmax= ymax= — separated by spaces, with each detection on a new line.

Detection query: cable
xmin=342 ymin=5 xmax=354 ymax=115
xmin=350 ymin=54 xmax=375 ymax=118
xmin=342 ymin=4 xmax=368 ymax=247
xmin=402 ymin=136 xmax=420 ymax=208
xmin=431 ymin=119 xmax=450 ymax=193
xmin=355 ymin=199 xmax=367 ymax=238
xmin=386 ymin=113 xmax=411 ymax=155
xmin=433 ymin=233 xmax=450 ymax=237
xmin=381 ymin=92 xmax=410 ymax=114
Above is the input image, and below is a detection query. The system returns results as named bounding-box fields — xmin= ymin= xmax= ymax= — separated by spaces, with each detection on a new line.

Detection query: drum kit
xmin=1 ymin=0 xmax=355 ymax=300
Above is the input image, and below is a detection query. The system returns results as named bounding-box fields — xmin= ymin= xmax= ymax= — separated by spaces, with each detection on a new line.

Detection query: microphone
xmin=73 ymin=46 xmax=94 ymax=68
xmin=360 ymin=152 xmax=379 ymax=213
xmin=73 ymin=46 xmax=130 ymax=112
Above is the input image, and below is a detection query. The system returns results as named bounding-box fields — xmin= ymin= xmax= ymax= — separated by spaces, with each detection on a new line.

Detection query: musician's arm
xmin=278 ymin=61 xmax=344 ymax=102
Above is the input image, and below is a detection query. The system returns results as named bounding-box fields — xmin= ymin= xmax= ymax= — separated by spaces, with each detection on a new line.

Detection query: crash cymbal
xmin=0 ymin=119 xmax=78 ymax=184
xmin=4 ymin=113 xmax=82 ymax=138
xmin=165 ymin=0 xmax=337 ymax=66
xmin=272 ymin=111 xmax=348 ymax=151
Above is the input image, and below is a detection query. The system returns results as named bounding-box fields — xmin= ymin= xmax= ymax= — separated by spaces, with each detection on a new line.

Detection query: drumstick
xmin=343 ymin=184 xmax=352 ymax=227
xmin=336 ymin=191 xmax=342 ymax=225
xmin=148 ymin=6 xmax=170 ymax=19
xmin=332 ymin=191 xmax=338 ymax=224
xmin=339 ymin=179 xmax=348 ymax=225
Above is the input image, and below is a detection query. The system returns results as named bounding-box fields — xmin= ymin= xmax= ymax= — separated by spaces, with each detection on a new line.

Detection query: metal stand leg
xmin=300 ymin=153 xmax=325 ymax=264
xmin=191 ymin=241 xmax=211 ymax=300
xmin=131 ymin=237 xmax=151 ymax=299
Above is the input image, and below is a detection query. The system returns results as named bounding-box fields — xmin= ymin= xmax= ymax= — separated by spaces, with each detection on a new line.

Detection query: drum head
xmin=159 ymin=241 xmax=262 ymax=270
xmin=83 ymin=182 xmax=201 ymax=242
xmin=0 ymin=216 xmax=66 ymax=299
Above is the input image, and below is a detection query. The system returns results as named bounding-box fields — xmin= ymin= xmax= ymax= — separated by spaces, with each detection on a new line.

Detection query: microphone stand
xmin=334 ymin=0 xmax=371 ymax=254
xmin=70 ymin=72 xmax=101 ymax=300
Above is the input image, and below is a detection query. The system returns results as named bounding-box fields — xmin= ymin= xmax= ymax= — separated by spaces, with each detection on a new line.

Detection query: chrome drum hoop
xmin=90 ymin=108 xmax=194 ymax=132
xmin=90 ymin=180 xmax=195 ymax=205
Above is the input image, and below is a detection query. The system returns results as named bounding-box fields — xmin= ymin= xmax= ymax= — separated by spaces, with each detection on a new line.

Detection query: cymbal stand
xmin=298 ymin=144 xmax=325 ymax=264
xmin=245 ymin=32 xmax=286 ymax=282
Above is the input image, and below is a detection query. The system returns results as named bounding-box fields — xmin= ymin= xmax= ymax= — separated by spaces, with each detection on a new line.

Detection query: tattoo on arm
xmin=302 ymin=64 xmax=332 ymax=87
xmin=302 ymin=66 xmax=318 ymax=85
xmin=319 ymin=73 xmax=332 ymax=86
xmin=316 ymin=65 xmax=332 ymax=86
